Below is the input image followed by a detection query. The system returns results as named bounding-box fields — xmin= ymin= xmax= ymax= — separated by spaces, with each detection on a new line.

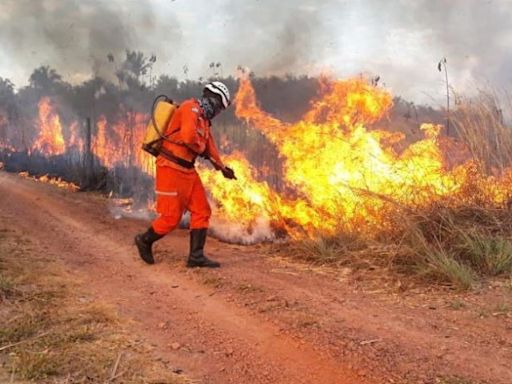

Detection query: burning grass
xmin=2 ymin=74 xmax=512 ymax=291
xmin=17 ymin=172 xmax=80 ymax=192
xmin=202 ymin=78 xmax=512 ymax=290
xmin=0 ymin=228 xmax=185 ymax=383
xmin=284 ymin=203 xmax=512 ymax=290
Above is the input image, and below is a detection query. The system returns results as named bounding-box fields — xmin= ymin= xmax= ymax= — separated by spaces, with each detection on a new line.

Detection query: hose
xmin=150 ymin=94 xmax=173 ymax=141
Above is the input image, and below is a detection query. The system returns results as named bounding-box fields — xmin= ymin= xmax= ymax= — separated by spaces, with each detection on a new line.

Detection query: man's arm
xmin=204 ymin=134 xmax=224 ymax=169
xmin=204 ymin=135 xmax=236 ymax=180
xmin=178 ymin=104 xmax=205 ymax=154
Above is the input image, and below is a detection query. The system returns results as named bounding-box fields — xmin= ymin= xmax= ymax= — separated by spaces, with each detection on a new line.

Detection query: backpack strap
xmin=159 ymin=147 xmax=195 ymax=169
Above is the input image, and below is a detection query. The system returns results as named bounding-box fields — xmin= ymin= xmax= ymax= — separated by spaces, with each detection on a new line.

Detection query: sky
xmin=0 ymin=0 xmax=511 ymax=104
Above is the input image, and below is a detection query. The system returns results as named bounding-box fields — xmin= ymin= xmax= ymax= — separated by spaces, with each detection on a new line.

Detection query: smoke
xmin=0 ymin=0 xmax=181 ymax=83
xmin=209 ymin=216 xmax=276 ymax=245
xmin=212 ymin=0 xmax=512 ymax=102
xmin=108 ymin=200 xmax=275 ymax=245
xmin=1 ymin=0 xmax=512 ymax=102
xmin=218 ymin=0 xmax=326 ymax=76
xmin=321 ymin=0 xmax=512 ymax=101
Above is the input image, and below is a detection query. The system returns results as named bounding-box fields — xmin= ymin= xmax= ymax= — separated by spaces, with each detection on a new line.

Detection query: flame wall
xmin=1 ymin=76 xmax=511 ymax=242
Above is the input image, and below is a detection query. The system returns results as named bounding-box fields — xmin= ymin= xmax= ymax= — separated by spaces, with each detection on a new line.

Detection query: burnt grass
xmin=0 ymin=149 xmax=154 ymax=199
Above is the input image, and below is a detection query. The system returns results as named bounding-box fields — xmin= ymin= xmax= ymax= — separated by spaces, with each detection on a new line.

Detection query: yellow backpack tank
xmin=142 ymin=95 xmax=178 ymax=157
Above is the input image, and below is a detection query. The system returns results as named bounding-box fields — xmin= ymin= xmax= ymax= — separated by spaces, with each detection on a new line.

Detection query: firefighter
xmin=135 ymin=81 xmax=235 ymax=268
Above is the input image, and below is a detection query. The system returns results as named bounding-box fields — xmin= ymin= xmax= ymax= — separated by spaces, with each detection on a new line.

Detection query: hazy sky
xmin=0 ymin=0 xmax=511 ymax=104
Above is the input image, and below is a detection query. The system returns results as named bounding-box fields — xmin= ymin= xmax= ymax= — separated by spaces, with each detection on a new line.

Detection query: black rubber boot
xmin=186 ymin=228 xmax=220 ymax=268
xmin=135 ymin=227 xmax=164 ymax=265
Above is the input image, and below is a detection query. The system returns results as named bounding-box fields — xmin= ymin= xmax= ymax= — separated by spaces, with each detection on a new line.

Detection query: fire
xmin=9 ymin=79 xmax=512 ymax=241
xmin=92 ymin=111 xmax=154 ymax=175
xmin=67 ymin=121 xmax=84 ymax=152
xmin=31 ymin=97 xmax=66 ymax=156
xmin=10 ymin=97 xmax=155 ymax=177
xmin=203 ymin=76 xmax=512 ymax=238
xmin=92 ymin=116 xmax=115 ymax=168
xmin=18 ymin=172 xmax=80 ymax=192
xmin=201 ymin=152 xmax=278 ymax=226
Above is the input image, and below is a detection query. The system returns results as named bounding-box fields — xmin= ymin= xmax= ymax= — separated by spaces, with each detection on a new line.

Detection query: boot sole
xmin=186 ymin=261 xmax=220 ymax=268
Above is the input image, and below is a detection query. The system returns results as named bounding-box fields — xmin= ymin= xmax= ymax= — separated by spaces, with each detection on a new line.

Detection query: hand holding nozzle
xmin=221 ymin=166 xmax=236 ymax=180
xmin=200 ymin=150 xmax=237 ymax=180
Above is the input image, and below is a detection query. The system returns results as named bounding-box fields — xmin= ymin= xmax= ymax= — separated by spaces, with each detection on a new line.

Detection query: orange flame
xmin=67 ymin=121 xmax=84 ymax=152
xmin=202 ymin=76 xmax=512 ymax=238
xmin=18 ymin=172 xmax=79 ymax=192
xmin=92 ymin=111 xmax=154 ymax=175
xmin=31 ymin=97 xmax=66 ymax=156
xmin=21 ymin=81 xmax=512 ymax=240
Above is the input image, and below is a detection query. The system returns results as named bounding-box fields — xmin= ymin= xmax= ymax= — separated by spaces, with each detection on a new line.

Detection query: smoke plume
xmin=1 ymin=1 xmax=511 ymax=103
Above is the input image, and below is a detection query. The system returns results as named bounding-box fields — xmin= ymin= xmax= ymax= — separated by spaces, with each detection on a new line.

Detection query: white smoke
xmin=108 ymin=197 xmax=275 ymax=244
xmin=209 ymin=216 xmax=276 ymax=245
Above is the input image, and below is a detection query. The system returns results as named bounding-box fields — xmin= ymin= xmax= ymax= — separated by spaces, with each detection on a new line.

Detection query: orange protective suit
xmin=151 ymin=98 xmax=224 ymax=235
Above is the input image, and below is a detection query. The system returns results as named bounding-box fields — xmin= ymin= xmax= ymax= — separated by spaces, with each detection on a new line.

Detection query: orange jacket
xmin=156 ymin=98 xmax=224 ymax=172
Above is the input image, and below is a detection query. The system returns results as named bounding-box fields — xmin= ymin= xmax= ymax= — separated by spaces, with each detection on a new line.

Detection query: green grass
xmin=293 ymin=237 xmax=343 ymax=263
xmin=458 ymin=232 xmax=512 ymax=276
xmin=291 ymin=232 xmax=365 ymax=265
xmin=419 ymin=247 xmax=477 ymax=290
xmin=0 ymin=274 xmax=15 ymax=298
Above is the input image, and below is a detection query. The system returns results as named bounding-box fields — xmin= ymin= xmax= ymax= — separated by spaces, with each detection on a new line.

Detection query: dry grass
xmin=285 ymin=202 xmax=512 ymax=291
xmin=0 ymin=228 xmax=185 ymax=384
xmin=451 ymin=89 xmax=512 ymax=173
xmin=290 ymin=232 xmax=367 ymax=265
xmin=282 ymin=92 xmax=512 ymax=291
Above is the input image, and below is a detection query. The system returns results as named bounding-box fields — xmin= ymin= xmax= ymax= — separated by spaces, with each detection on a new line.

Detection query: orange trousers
xmin=151 ymin=165 xmax=211 ymax=235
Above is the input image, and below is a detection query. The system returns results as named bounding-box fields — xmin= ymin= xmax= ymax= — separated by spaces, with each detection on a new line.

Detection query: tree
xmin=28 ymin=65 xmax=63 ymax=91
xmin=117 ymin=50 xmax=154 ymax=83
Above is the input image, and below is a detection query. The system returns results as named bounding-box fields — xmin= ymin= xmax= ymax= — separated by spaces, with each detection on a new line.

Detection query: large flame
xmin=31 ymin=97 xmax=66 ymax=156
xmin=202 ymin=77 xmax=512 ymax=238
xmin=92 ymin=111 xmax=154 ymax=175
xmin=6 ymin=79 xmax=512 ymax=241
xmin=67 ymin=121 xmax=84 ymax=153
xmin=22 ymin=98 xmax=155 ymax=175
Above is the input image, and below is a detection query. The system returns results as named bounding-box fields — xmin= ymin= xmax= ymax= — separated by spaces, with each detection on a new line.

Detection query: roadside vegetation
xmin=0 ymin=226 xmax=184 ymax=383
xmin=288 ymin=91 xmax=512 ymax=290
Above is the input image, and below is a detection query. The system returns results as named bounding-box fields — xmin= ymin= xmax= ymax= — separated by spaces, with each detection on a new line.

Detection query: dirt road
xmin=0 ymin=171 xmax=511 ymax=384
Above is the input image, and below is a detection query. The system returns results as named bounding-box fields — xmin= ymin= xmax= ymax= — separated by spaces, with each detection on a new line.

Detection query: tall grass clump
xmin=391 ymin=199 xmax=512 ymax=289
xmin=452 ymin=89 xmax=512 ymax=173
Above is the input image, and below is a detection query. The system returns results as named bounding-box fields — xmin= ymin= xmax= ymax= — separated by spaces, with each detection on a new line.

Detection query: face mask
xmin=199 ymin=97 xmax=222 ymax=120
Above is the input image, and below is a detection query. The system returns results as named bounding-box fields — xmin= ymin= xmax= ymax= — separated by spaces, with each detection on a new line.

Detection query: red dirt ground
xmin=0 ymin=171 xmax=511 ymax=383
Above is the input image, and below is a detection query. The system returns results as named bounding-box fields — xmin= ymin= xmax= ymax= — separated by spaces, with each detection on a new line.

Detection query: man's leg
xmin=186 ymin=174 xmax=219 ymax=268
xmin=135 ymin=166 xmax=185 ymax=264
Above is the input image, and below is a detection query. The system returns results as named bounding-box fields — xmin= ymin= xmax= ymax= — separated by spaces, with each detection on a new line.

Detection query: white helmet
xmin=204 ymin=81 xmax=230 ymax=109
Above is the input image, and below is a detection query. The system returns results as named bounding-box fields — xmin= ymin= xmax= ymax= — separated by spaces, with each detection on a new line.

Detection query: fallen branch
xmin=110 ymin=369 xmax=127 ymax=382
xmin=360 ymin=338 xmax=381 ymax=346
xmin=109 ymin=351 xmax=123 ymax=382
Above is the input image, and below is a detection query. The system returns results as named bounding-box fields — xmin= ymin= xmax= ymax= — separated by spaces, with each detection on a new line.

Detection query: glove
xmin=222 ymin=166 xmax=237 ymax=180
